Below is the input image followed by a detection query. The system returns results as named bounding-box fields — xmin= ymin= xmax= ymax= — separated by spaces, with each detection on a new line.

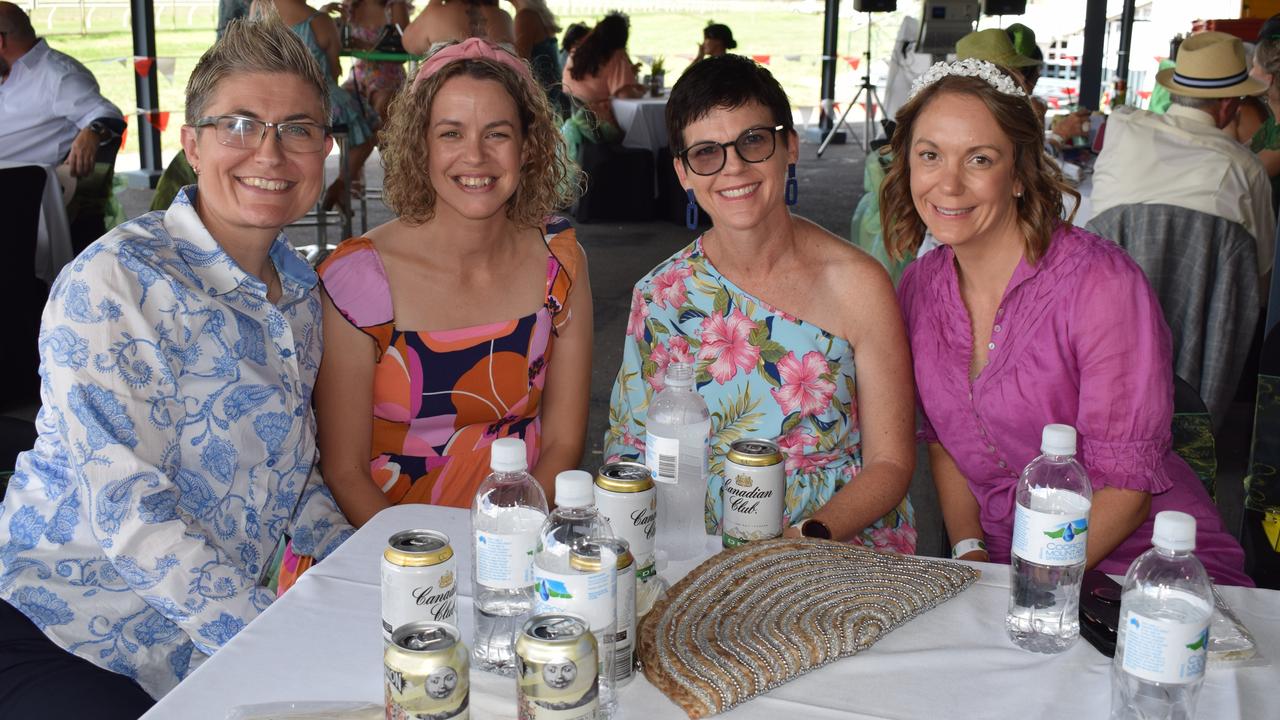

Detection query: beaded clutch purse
xmin=637 ymin=538 xmax=981 ymax=718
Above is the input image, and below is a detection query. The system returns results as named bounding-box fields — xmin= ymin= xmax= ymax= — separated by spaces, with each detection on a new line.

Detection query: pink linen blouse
xmin=897 ymin=224 xmax=1252 ymax=586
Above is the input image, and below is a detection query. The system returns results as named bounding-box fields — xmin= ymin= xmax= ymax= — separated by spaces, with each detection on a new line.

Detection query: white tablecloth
xmin=0 ymin=161 xmax=73 ymax=284
xmin=144 ymin=505 xmax=1280 ymax=720
xmin=611 ymin=97 xmax=669 ymax=155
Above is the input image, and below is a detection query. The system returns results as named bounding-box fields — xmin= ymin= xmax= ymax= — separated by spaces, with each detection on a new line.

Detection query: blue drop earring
xmin=785 ymin=163 xmax=799 ymax=206
xmin=685 ymin=188 xmax=700 ymax=230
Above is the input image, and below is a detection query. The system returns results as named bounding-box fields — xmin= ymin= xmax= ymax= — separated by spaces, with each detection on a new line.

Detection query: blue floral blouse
xmin=0 ymin=188 xmax=353 ymax=697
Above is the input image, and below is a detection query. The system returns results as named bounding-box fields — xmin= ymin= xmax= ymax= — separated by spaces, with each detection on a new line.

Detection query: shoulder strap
xmin=543 ymin=217 xmax=579 ymax=332
xmin=317 ymin=237 xmax=396 ymax=356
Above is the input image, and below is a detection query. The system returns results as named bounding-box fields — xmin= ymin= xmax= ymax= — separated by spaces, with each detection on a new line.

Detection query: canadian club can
xmin=722 ymin=438 xmax=786 ymax=548
xmin=385 ymin=621 xmax=470 ymax=720
xmin=593 ymin=462 xmax=657 ymax=580
xmin=515 ymin=613 xmax=599 ymax=720
xmin=382 ymin=530 xmax=458 ymax=640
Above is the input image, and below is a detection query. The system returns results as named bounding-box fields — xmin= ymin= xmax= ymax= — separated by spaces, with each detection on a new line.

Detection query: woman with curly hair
xmin=887 ymin=59 xmax=1250 ymax=584
xmin=561 ymin=10 xmax=644 ymax=127
xmin=315 ymin=38 xmax=588 ymax=520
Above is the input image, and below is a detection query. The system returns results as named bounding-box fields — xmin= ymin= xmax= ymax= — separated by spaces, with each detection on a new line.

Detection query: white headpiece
xmin=908 ymin=58 xmax=1027 ymax=102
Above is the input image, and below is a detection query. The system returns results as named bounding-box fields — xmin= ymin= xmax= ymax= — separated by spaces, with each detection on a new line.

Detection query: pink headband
xmin=412 ymin=37 xmax=535 ymax=89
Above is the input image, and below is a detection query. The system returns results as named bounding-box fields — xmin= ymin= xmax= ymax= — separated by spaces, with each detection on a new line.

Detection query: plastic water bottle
xmin=1110 ymin=511 xmax=1214 ymax=720
xmin=1006 ymin=423 xmax=1093 ymax=653
xmin=645 ymin=362 xmax=711 ymax=561
xmin=471 ymin=437 xmax=549 ymax=675
xmin=533 ymin=471 xmax=619 ymax=717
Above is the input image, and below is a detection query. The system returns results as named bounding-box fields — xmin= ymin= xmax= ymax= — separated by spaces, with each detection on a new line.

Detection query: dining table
xmin=0 ymin=160 xmax=74 ymax=284
xmin=611 ymin=96 xmax=670 ymax=156
xmin=143 ymin=504 xmax=1279 ymax=720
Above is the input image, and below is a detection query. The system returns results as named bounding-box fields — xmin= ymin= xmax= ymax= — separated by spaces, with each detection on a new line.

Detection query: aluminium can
xmin=572 ymin=538 xmax=636 ymax=686
xmin=594 ymin=462 xmax=657 ymax=580
xmin=515 ymin=613 xmax=599 ymax=720
xmin=722 ymin=438 xmax=786 ymax=548
xmin=382 ymin=529 xmax=458 ymax=640
xmin=385 ymin=620 xmax=470 ymax=720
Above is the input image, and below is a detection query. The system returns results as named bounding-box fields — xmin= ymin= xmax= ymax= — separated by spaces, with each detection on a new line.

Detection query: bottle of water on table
xmin=645 ymin=361 xmax=711 ymax=562
xmin=534 ymin=471 xmax=619 ymax=717
xmin=1006 ymin=423 xmax=1093 ymax=653
xmin=471 ymin=437 xmax=548 ymax=675
xmin=1110 ymin=511 xmax=1213 ymax=720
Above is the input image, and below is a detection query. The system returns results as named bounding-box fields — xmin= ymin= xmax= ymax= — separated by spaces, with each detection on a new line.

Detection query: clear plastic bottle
xmin=533 ymin=471 xmax=619 ymax=717
xmin=645 ymin=362 xmax=711 ymax=562
xmin=1110 ymin=511 xmax=1214 ymax=720
xmin=1006 ymin=423 xmax=1093 ymax=653
xmin=471 ymin=437 xmax=549 ymax=675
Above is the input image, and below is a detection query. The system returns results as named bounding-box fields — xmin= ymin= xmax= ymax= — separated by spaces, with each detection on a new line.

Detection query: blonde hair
xmin=881 ymin=70 xmax=1078 ymax=264
xmin=381 ymin=50 xmax=578 ymax=227
xmin=185 ymin=2 xmax=330 ymax=124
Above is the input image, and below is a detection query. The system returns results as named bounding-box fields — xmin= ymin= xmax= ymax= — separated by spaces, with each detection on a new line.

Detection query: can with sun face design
xmin=722 ymin=439 xmax=786 ymax=548
xmin=515 ymin=613 xmax=599 ymax=720
xmin=384 ymin=621 xmax=470 ymax=720
xmin=382 ymin=529 xmax=458 ymax=640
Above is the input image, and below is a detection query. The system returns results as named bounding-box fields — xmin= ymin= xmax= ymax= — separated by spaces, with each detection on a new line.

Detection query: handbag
xmin=373 ymin=23 xmax=406 ymax=54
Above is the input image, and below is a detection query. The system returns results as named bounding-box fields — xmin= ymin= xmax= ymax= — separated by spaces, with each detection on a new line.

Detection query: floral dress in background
xmin=604 ymin=237 xmax=916 ymax=553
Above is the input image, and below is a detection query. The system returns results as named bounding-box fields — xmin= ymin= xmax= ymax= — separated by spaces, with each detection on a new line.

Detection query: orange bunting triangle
xmin=134 ymin=57 xmax=154 ymax=77
xmin=752 ymin=54 xmax=771 ymax=65
xmin=843 ymin=55 xmax=860 ymax=70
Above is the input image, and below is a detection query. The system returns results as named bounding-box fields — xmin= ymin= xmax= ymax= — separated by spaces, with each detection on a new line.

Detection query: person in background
xmin=315 ymin=39 xmax=588 ymax=523
xmin=0 ymin=12 xmax=353 ymax=714
xmin=605 ymin=55 xmax=916 ymax=551
xmin=333 ymin=0 xmax=413 ymax=125
xmin=1090 ymin=31 xmax=1273 ymax=283
xmin=561 ymin=11 xmax=644 ymax=128
xmin=402 ymin=0 xmax=513 ymax=56
xmin=506 ymin=0 xmax=566 ymax=118
xmin=885 ymin=58 xmax=1251 ymax=585
xmin=217 ymin=0 xmax=252 ymax=36
xmin=694 ymin=21 xmax=736 ymax=62
xmin=558 ymin=21 xmax=588 ymax=70
xmin=1249 ymin=23 xmax=1280 ymax=213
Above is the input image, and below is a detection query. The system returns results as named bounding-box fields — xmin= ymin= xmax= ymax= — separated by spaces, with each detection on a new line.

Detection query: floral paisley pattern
xmin=0 ymin=188 xmax=353 ymax=697
xmin=317 ymin=218 xmax=581 ymax=508
xmin=604 ymin=237 xmax=915 ymax=552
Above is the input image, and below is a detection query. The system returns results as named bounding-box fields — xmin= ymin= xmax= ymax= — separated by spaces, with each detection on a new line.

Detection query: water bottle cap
xmin=665 ymin=361 xmax=694 ymax=388
xmin=1040 ymin=424 xmax=1077 ymax=456
xmin=489 ymin=437 xmax=527 ymax=472
xmin=555 ymin=470 xmax=594 ymax=508
xmin=1152 ymin=510 xmax=1196 ymax=551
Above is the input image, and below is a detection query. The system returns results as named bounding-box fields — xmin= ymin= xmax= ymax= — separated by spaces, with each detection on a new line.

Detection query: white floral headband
xmin=908 ymin=58 xmax=1027 ymax=102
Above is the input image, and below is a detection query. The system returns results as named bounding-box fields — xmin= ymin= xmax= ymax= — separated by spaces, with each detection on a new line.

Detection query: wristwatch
xmin=87 ymin=120 xmax=115 ymax=146
xmin=799 ymin=518 xmax=831 ymax=540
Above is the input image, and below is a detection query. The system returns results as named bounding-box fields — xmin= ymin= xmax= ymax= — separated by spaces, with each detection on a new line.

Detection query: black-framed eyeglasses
xmin=678 ymin=125 xmax=784 ymax=176
xmin=193 ymin=115 xmax=330 ymax=154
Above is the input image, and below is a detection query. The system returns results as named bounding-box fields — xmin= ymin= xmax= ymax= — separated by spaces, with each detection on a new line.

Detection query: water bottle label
xmin=475 ymin=530 xmax=539 ymax=589
xmin=646 ymin=434 xmax=681 ymax=484
xmin=1011 ymin=496 xmax=1090 ymax=566
xmin=1119 ymin=600 xmax=1210 ymax=684
xmin=534 ymin=567 xmax=616 ymax=630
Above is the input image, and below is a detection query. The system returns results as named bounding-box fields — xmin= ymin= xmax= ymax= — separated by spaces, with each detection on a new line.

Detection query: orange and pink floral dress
xmin=317 ymin=218 xmax=580 ymax=508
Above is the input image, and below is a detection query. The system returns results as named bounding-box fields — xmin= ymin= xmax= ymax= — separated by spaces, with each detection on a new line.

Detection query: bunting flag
xmin=784 ymin=54 xmax=802 ymax=62
xmin=752 ymin=54 xmax=771 ymax=65
xmin=843 ymin=55 xmax=860 ymax=70
xmin=156 ymin=57 xmax=177 ymax=83
xmin=134 ymin=57 xmax=154 ymax=77
xmin=116 ymin=57 xmax=128 ymax=68
xmin=139 ymin=110 xmax=170 ymax=132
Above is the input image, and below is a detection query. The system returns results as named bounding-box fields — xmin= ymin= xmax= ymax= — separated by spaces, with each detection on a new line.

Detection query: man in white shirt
xmin=0 ymin=2 xmax=122 ymax=177
xmin=1091 ymin=31 xmax=1274 ymax=280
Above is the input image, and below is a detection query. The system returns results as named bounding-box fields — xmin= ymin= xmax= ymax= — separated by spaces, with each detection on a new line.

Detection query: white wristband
xmin=951 ymin=538 xmax=987 ymax=559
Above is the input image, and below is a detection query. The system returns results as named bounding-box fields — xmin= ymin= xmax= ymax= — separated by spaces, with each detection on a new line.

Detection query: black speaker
xmin=982 ymin=0 xmax=1026 ymax=14
xmin=853 ymin=0 xmax=896 ymax=11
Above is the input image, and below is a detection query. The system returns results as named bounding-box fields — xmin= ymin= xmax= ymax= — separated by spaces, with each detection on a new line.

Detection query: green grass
xmin=34 ymin=6 xmax=911 ymax=164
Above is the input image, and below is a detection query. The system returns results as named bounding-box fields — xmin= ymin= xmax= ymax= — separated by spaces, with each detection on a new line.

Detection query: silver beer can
xmin=578 ymin=538 xmax=636 ymax=686
xmin=722 ymin=438 xmax=786 ymax=548
xmin=382 ymin=529 xmax=458 ymax=640
xmin=515 ymin=613 xmax=599 ymax=720
xmin=594 ymin=462 xmax=657 ymax=580
xmin=385 ymin=620 xmax=470 ymax=720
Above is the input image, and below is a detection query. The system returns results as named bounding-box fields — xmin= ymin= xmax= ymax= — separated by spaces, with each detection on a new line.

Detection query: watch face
xmin=803 ymin=519 xmax=831 ymax=540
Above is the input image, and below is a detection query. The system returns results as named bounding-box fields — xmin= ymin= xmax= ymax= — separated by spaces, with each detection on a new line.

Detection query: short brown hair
xmin=185 ymin=4 xmax=330 ymax=125
xmin=381 ymin=52 xmax=577 ymax=227
xmin=881 ymin=70 xmax=1078 ymax=263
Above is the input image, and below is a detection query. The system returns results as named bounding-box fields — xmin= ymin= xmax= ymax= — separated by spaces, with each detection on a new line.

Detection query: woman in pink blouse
xmin=561 ymin=11 xmax=644 ymax=127
xmin=886 ymin=60 xmax=1251 ymax=586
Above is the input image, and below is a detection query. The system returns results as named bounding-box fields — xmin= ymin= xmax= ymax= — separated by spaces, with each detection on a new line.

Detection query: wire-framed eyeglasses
xmin=193 ymin=115 xmax=331 ymax=154
xmin=678 ymin=125 xmax=785 ymax=176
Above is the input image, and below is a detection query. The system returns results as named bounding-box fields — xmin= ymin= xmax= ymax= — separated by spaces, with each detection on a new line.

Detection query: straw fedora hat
xmin=956 ymin=28 xmax=1039 ymax=68
xmin=1156 ymin=31 xmax=1266 ymax=98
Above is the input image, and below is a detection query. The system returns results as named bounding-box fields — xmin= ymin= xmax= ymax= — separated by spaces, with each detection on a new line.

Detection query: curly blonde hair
xmin=381 ymin=51 xmax=578 ymax=227
xmin=881 ymin=70 xmax=1079 ymax=264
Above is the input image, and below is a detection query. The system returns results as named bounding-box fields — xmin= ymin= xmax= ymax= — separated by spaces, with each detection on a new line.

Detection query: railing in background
xmin=19 ymin=0 xmax=220 ymax=33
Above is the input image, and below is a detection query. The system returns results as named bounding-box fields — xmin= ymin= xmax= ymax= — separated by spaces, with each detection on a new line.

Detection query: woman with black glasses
xmin=603 ymin=54 xmax=916 ymax=551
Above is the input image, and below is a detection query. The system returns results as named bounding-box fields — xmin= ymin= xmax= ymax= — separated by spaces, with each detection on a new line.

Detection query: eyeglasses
xmin=193 ymin=115 xmax=330 ymax=154
xmin=679 ymin=125 xmax=784 ymax=176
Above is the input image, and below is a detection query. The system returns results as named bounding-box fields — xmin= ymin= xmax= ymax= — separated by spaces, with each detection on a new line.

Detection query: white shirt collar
xmin=1164 ymin=103 xmax=1218 ymax=129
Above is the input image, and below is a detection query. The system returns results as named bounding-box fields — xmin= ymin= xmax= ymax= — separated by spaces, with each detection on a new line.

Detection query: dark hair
xmin=881 ymin=69 xmax=1078 ymax=264
xmin=666 ymin=53 xmax=793 ymax=154
xmin=561 ymin=22 xmax=589 ymax=53
xmin=568 ymin=11 xmax=629 ymax=81
xmin=703 ymin=22 xmax=736 ymax=50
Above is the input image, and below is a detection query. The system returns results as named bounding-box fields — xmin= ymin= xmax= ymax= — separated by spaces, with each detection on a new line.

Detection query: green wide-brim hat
xmin=956 ymin=28 xmax=1039 ymax=68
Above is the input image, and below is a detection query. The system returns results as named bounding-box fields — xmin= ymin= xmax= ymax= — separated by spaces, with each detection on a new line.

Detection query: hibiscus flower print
xmin=650 ymin=264 xmax=693 ymax=309
xmin=697 ymin=310 xmax=760 ymax=384
xmin=647 ymin=336 xmax=695 ymax=392
xmin=776 ymin=426 xmax=820 ymax=473
xmin=625 ymin=287 xmax=649 ymax=341
xmin=771 ymin=351 xmax=836 ymax=417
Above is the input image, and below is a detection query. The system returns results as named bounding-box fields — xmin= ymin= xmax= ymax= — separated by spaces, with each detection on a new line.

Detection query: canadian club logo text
xmin=724 ymin=480 xmax=772 ymax=515
xmin=412 ymin=584 xmax=457 ymax=621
